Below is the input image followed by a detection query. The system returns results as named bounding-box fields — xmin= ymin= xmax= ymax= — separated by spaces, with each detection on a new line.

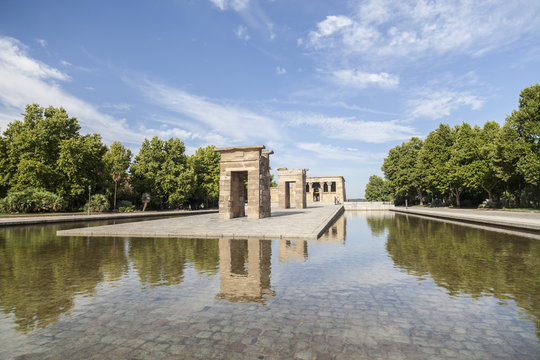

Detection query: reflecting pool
xmin=1 ymin=212 xmax=539 ymax=359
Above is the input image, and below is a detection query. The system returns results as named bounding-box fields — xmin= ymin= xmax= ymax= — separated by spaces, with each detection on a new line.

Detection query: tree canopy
xmin=0 ymin=105 xmax=222 ymax=212
xmin=376 ymin=84 xmax=540 ymax=208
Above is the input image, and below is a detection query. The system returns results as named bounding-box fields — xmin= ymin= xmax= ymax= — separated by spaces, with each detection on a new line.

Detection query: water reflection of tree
xmin=0 ymin=226 xmax=220 ymax=332
xmin=129 ymin=238 xmax=219 ymax=287
xmin=368 ymin=214 xmax=540 ymax=339
xmin=0 ymin=226 xmax=128 ymax=333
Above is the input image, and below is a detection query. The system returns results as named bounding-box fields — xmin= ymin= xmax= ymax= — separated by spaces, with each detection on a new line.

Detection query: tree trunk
xmin=418 ymin=188 xmax=424 ymax=206
xmin=481 ymin=184 xmax=493 ymax=203
xmin=113 ymin=181 xmax=118 ymax=209
xmin=455 ymin=191 xmax=461 ymax=208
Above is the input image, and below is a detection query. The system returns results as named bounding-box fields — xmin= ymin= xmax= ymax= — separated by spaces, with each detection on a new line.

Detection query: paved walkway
xmin=0 ymin=210 xmax=216 ymax=226
xmin=57 ymin=204 xmax=344 ymax=240
xmin=392 ymin=207 xmax=540 ymax=232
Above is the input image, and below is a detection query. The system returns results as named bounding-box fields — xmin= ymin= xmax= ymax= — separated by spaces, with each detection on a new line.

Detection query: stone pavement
xmin=0 ymin=209 xmax=216 ymax=226
xmin=392 ymin=207 xmax=540 ymax=232
xmin=57 ymin=204 xmax=344 ymax=240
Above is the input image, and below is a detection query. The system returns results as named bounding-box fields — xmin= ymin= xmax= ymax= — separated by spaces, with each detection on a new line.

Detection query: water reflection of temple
xmin=318 ymin=214 xmax=347 ymax=243
xmin=279 ymin=240 xmax=308 ymax=261
xmin=218 ymin=239 xmax=274 ymax=304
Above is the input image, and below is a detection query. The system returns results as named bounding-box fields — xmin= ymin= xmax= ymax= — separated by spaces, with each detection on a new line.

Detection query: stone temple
xmin=215 ymin=145 xmax=346 ymax=220
xmin=277 ymin=168 xmax=308 ymax=209
xmin=215 ymin=145 xmax=273 ymax=219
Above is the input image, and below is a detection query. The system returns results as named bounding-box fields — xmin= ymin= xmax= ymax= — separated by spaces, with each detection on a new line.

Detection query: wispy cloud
xmin=136 ymin=79 xmax=281 ymax=144
xmin=209 ymin=0 xmax=275 ymax=40
xmin=0 ymin=37 xmax=69 ymax=82
xmin=305 ymin=15 xmax=353 ymax=47
xmin=275 ymin=66 xmax=286 ymax=75
xmin=0 ymin=36 xmax=143 ymax=145
xmin=285 ymin=112 xmax=416 ymax=143
xmin=297 ymin=142 xmax=386 ymax=164
xmin=302 ymin=0 xmax=540 ymax=61
xmin=331 ymin=69 xmax=399 ymax=89
xmin=235 ymin=25 xmax=250 ymax=41
xmin=409 ymin=90 xmax=485 ymax=120
xmin=35 ymin=38 xmax=47 ymax=48
xmin=209 ymin=0 xmax=249 ymax=11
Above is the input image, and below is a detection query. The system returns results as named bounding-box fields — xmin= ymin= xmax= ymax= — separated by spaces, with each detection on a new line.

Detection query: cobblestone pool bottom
xmin=1 ymin=213 xmax=539 ymax=359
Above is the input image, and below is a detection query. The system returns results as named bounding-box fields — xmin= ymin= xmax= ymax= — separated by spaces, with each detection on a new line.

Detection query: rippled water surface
xmin=1 ymin=212 xmax=539 ymax=359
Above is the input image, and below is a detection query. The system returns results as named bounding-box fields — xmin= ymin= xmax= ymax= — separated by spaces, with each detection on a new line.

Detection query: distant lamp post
xmin=88 ymin=185 xmax=91 ymax=215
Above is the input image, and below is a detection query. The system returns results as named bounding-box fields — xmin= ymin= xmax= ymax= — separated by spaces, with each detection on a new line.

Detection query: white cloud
xmin=275 ymin=66 xmax=286 ymax=75
xmin=137 ymin=80 xmax=281 ymax=144
xmin=0 ymin=37 xmax=69 ymax=82
xmin=297 ymin=142 xmax=385 ymax=164
xmin=35 ymin=38 xmax=47 ymax=48
xmin=409 ymin=90 xmax=485 ymax=119
xmin=0 ymin=36 xmax=143 ymax=145
xmin=235 ymin=25 xmax=250 ymax=41
xmin=286 ymin=112 xmax=415 ymax=143
xmin=303 ymin=0 xmax=540 ymax=61
xmin=209 ymin=0 xmax=249 ymax=11
xmin=308 ymin=15 xmax=353 ymax=46
xmin=331 ymin=69 xmax=399 ymax=89
xmin=211 ymin=0 xmax=275 ymax=40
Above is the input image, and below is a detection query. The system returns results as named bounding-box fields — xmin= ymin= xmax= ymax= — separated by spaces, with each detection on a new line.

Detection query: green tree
xmin=364 ymin=175 xmax=392 ymax=201
xmin=382 ymin=137 xmax=425 ymax=204
xmin=131 ymin=137 xmax=191 ymax=209
xmin=474 ymin=121 xmax=502 ymax=202
xmin=446 ymin=123 xmax=479 ymax=208
xmin=190 ymin=145 xmax=220 ymax=208
xmin=56 ymin=134 xmax=107 ymax=207
xmin=0 ymin=137 xmax=8 ymax=197
xmin=103 ymin=141 xmax=132 ymax=209
xmin=505 ymin=84 xmax=540 ymax=186
xmin=1 ymin=104 xmax=80 ymax=192
xmin=417 ymin=124 xmax=455 ymax=203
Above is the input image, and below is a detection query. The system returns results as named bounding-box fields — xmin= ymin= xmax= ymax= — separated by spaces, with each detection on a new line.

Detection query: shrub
xmin=0 ymin=188 xmax=64 ymax=213
xmin=84 ymin=194 xmax=110 ymax=213
xmin=118 ymin=205 xmax=136 ymax=212
xmin=117 ymin=200 xmax=133 ymax=208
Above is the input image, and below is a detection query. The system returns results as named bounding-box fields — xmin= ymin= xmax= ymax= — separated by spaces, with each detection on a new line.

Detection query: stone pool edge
xmin=0 ymin=210 xmax=218 ymax=227
xmin=391 ymin=207 xmax=540 ymax=233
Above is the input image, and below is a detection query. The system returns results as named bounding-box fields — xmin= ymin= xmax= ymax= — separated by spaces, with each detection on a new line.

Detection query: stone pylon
xmin=215 ymin=145 xmax=273 ymax=219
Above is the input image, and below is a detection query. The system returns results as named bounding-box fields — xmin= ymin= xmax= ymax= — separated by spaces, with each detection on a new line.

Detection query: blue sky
xmin=0 ymin=0 xmax=539 ymax=198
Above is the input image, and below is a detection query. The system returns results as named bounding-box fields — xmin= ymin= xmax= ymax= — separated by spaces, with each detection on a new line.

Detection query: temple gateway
xmin=215 ymin=145 xmax=346 ymax=220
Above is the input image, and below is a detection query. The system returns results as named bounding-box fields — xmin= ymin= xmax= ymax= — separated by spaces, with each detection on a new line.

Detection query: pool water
xmin=0 ymin=212 xmax=539 ymax=359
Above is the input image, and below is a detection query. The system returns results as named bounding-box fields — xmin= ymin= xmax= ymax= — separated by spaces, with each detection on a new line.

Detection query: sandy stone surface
xmin=57 ymin=204 xmax=344 ymax=240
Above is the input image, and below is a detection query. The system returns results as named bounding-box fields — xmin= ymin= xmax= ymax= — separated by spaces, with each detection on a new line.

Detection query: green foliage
xmin=57 ymin=134 xmax=107 ymax=205
xmin=379 ymin=84 xmax=540 ymax=208
xmin=0 ymin=104 xmax=221 ymax=213
xmin=506 ymin=84 xmax=540 ymax=186
xmin=382 ymin=137 xmax=425 ymax=204
xmin=103 ymin=141 xmax=132 ymax=209
xmin=190 ymin=145 xmax=220 ymax=208
xmin=84 ymin=194 xmax=110 ymax=212
xmin=118 ymin=205 xmax=136 ymax=212
xmin=131 ymin=137 xmax=192 ymax=209
xmin=0 ymin=188 xmax=64 ymax=213
xmin=1 ymin=104 xmax=80 ymax=192
xmin=364 ymin=175 xmax=392 ymax=201
xmin=0 ymin=104 xmax=107 ymax=209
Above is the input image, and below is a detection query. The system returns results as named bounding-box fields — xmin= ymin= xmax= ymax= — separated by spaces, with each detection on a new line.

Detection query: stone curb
xmin=0 ymin=210 xmax=217 ymax=227
xmin=391 ymin=208 xmax=540 ymax=233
